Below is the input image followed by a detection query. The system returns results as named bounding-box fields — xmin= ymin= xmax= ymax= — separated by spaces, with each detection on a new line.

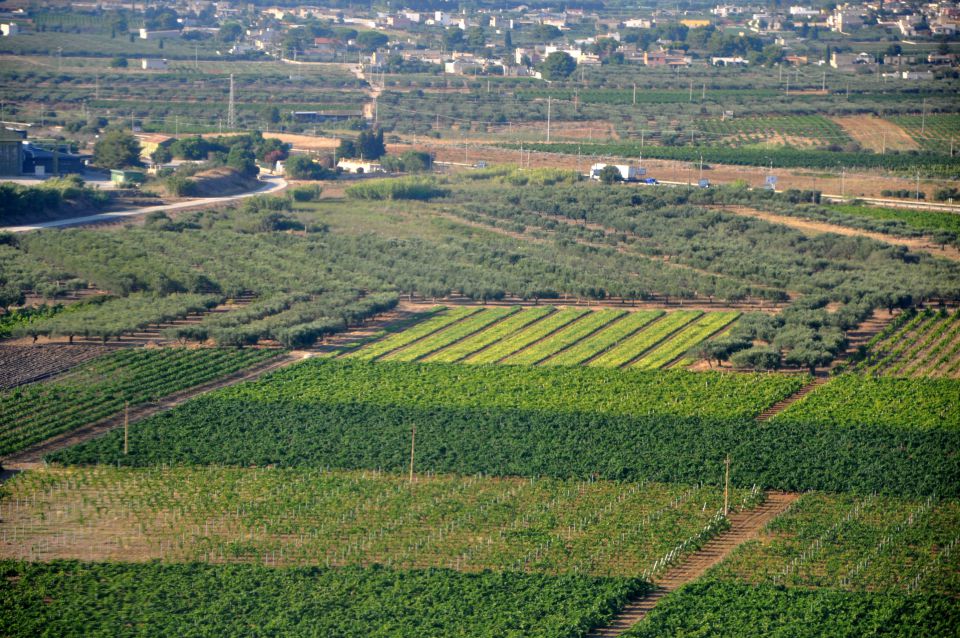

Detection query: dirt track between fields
xmin=588 ymin=492 xmax=800 ymax=636
xmin=715 ymin=205 xmax=960 ymax=262
xmin=405 ymin=142 xmax=946 ymax=200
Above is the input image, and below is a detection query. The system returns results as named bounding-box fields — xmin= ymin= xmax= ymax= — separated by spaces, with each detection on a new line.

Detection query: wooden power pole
xmin=723 ymin=455 xmax=731 ymax=516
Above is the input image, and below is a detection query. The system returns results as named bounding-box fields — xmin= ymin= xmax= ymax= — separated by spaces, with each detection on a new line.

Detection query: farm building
xmin=141 ymin=58 xmax=168 ymax=70
xmin=1 ymin=23 xmax=19 ymax=36
xmin=0 ymin=128 xmax=24 ymax=175
xmin=134 ymin=134 xmax=174 ymax=164
xmin=337 ymin=159 xmax=383 ymax=174
xmin=110 ymin=169 xmax=146 ymax=186
xmin=139 ymin=29 xmax=180 ymax=40
xmin=21 ymin=143 xmax=84 ymax=176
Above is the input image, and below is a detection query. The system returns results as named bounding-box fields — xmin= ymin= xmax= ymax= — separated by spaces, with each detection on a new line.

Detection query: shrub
xmin=291 ymin=185 xmax=323 ymax=202
xmin=345 ymin=177 xmax=449 ymax=201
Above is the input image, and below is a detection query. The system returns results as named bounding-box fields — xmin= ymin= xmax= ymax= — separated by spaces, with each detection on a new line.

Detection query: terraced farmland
xmin=348 ymin=307 xmax=739 ymax=369
xmin=854 ymin=309 xmax=960 ymax=378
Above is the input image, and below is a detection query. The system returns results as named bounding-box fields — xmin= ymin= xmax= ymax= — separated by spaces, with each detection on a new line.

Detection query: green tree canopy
xmin=540 ymin=52 xmax=577 ymax=80
xmin=93 ymin=131 xmax=142 ymax=169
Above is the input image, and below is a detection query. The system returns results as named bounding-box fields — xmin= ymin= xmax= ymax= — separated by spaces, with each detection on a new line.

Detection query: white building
xmin=1 ymin=23 xmax=19 ymax=36
xmin=141 ymin=58 xmax=168 ymax=70
xmin=139 ymin=28 xmax=181 ymax=39
xmin=337 ymin=159 xmax=383 ymax=174
xmin=788 ymin=6 xmax=821 ymax=18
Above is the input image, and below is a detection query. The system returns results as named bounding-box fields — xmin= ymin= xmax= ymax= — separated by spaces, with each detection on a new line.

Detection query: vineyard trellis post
xmin=724 ymin=455 xmax=730 ymax=516
xmin=124 ymin=401 xmax=129 ymax=455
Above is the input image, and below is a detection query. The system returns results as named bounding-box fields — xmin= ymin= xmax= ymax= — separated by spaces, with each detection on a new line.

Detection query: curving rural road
xmin=1 ymin=174 xmax=288 ymax=234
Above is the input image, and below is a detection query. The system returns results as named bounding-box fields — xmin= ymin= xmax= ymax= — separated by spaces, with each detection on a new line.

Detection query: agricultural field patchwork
xmin=853 ymin=308 xmax=960 ymax=377
xmin=0 ymin=347 xmax=280 ymax=457
xmin=47 ymin=359 xmax=959 ymax=496
xmin=350 ymin=306 xmax=738 ymax=369
xmin=626 ymin=491 xmax=960 ymax=637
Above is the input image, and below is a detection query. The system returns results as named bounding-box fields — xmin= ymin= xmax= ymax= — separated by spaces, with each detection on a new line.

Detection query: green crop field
xmin=0 ymin=560 xmax=646 ymax=638
xmin=0 ymin=347 xmax=280 ymax=457
xmin=0 ymin=465 xmax=752 ymax=577
xmin=772 ymin=374 xmax=959 ymax=431
xmin=852 ymin=309 xmax=960 ymax=377
xmin=46 ymin=359 xmax=960 ymax=496
xmin=381 ymin=306 xmax=518 ymax=362
xmin=888 ymin=114 xmax=960 ymax=154
xmin=543 ymin=310 xmax=664 ymax=367
xmin=625 ymin=491 xmax=960 ymax=636
xmin=350 ymin=307 xmax=736 ymax=370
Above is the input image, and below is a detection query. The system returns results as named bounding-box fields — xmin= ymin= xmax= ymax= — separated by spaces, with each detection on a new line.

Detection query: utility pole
xmin=95 ymin=75 xmax=100 ymax=100
xmin=409 ymin=424 xmax=416 ymax=483
xmin=882 ymin=132 xmax=886 ymax=154
xmin=921 ymin=98 xmax=927 ymax=136
xmin=227 ymin=73 xmax=236 ymax=130
xmin=123 ymin=402 xmax=129 ymax=455
xmin=195 ymin=45 xmax=199 ymax=70
xmin=546 ymin=96 xmax=551 ymax=143
xmin=689 ymin=79 xmax=693 ymax=102
xmin=723 ymin=455 xmax=730 ymax=516
xmin=698 ymin=153 xmax=704 ymax=183
xmin=632 ymin=83 xmax=636 ymax=106
xmin=701 ymin=82 xmax=705 ymax=101
xmin=640 ymin=128 xmax=644 ymax=148
xmin=916 ymin=170 xmax=921 ymax=201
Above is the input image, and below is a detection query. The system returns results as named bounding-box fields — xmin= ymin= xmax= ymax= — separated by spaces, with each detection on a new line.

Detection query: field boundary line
xmin=587 ymin=491 xmax=800 ymax=637
xmin=756 ymin=376 xmax=828 ymax=422
xmin=2 ymin=352 xmax=300 ymax=467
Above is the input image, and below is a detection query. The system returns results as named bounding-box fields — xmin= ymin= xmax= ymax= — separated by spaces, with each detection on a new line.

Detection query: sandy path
xmin=715 ymin=205 xmax=960 ymax=262
xmin=588 ymin=492 xmax=800 ymax=636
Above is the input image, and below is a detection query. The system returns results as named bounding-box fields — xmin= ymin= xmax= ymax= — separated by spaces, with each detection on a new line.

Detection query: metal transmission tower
xmin=227 ymin=73 xmax=236 ymax=130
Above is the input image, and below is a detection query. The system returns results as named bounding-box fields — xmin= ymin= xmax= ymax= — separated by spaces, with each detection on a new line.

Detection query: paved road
xmin=1 ymin=175 xmax=288 ymax=233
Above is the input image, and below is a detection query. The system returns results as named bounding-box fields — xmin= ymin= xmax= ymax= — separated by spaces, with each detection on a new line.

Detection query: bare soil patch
xmin=0 ymin=344 xmax=112 ymax=389
xmin=832 ymin=116 xmax=920 ymax=152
